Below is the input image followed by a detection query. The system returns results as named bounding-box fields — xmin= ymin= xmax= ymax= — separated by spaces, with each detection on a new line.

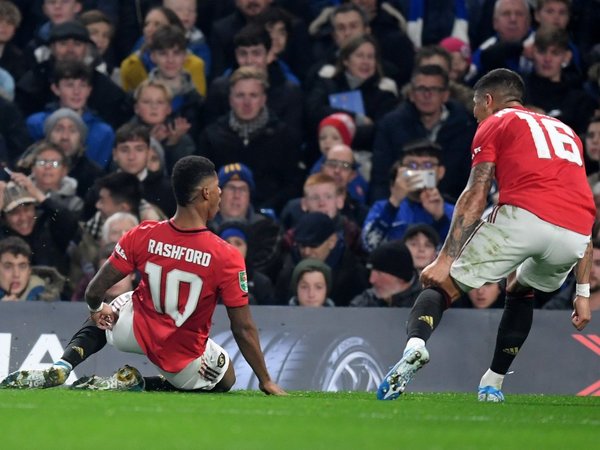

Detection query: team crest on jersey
xmin=238 ymin=271 xmax=248 ymax=293
xmin=115 ymin=243 xmax=127 ymax=260
xmin=217 ymin=353 xmax=226 ymax=368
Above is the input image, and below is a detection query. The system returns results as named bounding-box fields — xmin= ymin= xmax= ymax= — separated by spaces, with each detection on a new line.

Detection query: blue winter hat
xmin=218 ymin=162 xmax=255 ymax=192
xmin=220 ymin=226 xmax=247 ymax=242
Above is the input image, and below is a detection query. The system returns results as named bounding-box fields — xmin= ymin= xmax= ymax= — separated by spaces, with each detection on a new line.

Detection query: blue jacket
xmin=362 ymin=198 xmax=454 ymax=252
xmin=26 ymin=107 xmax=115 ymax=168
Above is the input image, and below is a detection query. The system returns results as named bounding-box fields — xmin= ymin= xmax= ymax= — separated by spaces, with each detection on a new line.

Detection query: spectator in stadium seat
xmin=0 ymin=177 xmax=81 ymax=291
xmin=370 ymin=64 xmax=475 ymax=202
xmin=288 ymin=258 xmax=335 ymax=307
xmin=202 ymin=23 xmax=303 ymax=143
xmin=305 ymin=34 xmax=399 ymax=153
xmin=350 ymin=240 xmax=420 ymax=307
xmin=275 ymin=211 xmax=369 ymax=306
xmin=218 ymin=220 xmax=276 ymax=305
xmin=25 ymin=59 xmax=115 ymax=169
xmin=130 ymin=79 xmax=195 ymax=175
xmin=119 ymin=7 xmax=206 ymax=96
xmin=402 ymin=223 xmax=439 ymax=275
xmin=42 ymin=107 xmax=105 ymax=202
xmin=197 ymin=66 xmax=302 ymax=214
xmin=26 ymin=140 xmax=84 ymax=218
xmin=363 ymin=139 xmax=454 ymax=252
xmin=17 ymin=20 xmax=133 ymax=128
xmin=0 ymin=236 xmax=65 ymax=302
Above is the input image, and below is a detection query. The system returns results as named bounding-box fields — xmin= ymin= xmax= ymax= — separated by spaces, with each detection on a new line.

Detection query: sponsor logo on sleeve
xmin=238 ymin=271 xmax=248 ymax=293
xmin=115 ymin=243 xmax=127 ymax=260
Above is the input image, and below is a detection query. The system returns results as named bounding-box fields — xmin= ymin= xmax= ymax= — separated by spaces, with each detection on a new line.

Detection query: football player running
xmin=377 ymin=69 xmax=595 ymax=402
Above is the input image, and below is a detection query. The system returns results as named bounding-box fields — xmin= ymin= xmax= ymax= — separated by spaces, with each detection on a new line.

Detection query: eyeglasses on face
xmin=402 ymin=161 xmax=438 ymax=170
xmin=411 ymin=85 xmax=446 ymax=94
xmin=323 ymin=159 xmax=354 ymax=170
xmin=34 ymin=159 xmax=62 ymax=168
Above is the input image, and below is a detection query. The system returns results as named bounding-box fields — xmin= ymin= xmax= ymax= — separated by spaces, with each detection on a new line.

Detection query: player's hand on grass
xmin=571 ymin=296 xmax=591 ymax=331
xmin=260 ymin=380 xmax=287 ymax=396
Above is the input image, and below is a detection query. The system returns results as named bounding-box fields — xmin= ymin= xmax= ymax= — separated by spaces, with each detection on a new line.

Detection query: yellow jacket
xmin=120 ymin=50 xmax=206 ymax=96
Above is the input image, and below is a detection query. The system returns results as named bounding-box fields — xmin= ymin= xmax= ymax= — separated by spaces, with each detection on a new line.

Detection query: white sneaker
xmin=0 ymin=364 xmax=70 ymax=389
xmin=478 ymin=385 xmax=505 ymax=402
xmin=377 ymin=346 xmax=430 ymax=400
xmin=71 ymin=365 xmax=145 ymax=391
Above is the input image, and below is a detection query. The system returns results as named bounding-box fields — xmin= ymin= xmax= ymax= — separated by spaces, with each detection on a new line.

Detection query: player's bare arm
xmin=420 ymin=162 xmax=495 ymax=289
xmin=85 ymin=261 xmax=127 ymax=329
xmin=572 ymin=240 xmax=593 ymax=331
xmin=442 ymin=162 xmax=495 ymax=259
xmin=226 ymin=305 xmax=287 ymax=396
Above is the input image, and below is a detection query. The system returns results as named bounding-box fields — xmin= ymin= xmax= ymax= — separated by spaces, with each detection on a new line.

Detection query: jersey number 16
xmin=515 ymin=111 xmax=582 ymax=166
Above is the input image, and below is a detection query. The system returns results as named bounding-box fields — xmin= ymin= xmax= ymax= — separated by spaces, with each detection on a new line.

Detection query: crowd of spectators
xmin=0 ymin=0 xmax=598 ymax=312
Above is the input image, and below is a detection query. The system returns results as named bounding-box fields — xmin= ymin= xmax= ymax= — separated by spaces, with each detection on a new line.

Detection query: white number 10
xmin=515 ymin=111 xmax=582 ymax=166
xmin=145 ymin=261 xmax=203 ymax=327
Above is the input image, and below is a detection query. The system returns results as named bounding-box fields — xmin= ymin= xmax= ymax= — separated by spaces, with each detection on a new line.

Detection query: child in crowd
xmin=163 ymin=0 xmax=211 ymax=77
xmin=146 ymin=24 xmax=204 ymax=138
xmin=79 ymin=9 xmax=117 ymax=80
xmin=288 ymin=258 xmax=335 ymax=307
xmin=120 ymin=6 xmax=206 ymax=96
xmin=309 ymin=112 xmax=368 ymax=204
xmin=439 ymin=37 xmax=472 ymax=83
xmin=402 ymin=224 xmax=439 ymax=275
xmin=218 ymin=221 xmax=275 ymax=305
xmin=132 ymin=79 xmax=194 ymax=174
xmin=26 ymin=60 xmax=114 ymax=168
xmin=0 ymin=0 xmax=29 ymax=82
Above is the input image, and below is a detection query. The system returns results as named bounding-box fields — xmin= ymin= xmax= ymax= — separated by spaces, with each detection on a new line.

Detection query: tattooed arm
xmin=439 ymin=162 xmax=495 ymax=259
xmin=419 ymin=162 xmax=495 ymax=290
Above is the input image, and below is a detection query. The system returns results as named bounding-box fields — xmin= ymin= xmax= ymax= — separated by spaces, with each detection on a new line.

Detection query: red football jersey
xmin=108 ymin=219 xmax=248 ymax=373
xmin=472 ymin=106 xmax=595 ymax=235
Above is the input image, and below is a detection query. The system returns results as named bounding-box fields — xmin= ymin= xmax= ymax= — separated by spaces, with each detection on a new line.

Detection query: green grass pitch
xmin=1 ymin=389 xmax=599 ymax=450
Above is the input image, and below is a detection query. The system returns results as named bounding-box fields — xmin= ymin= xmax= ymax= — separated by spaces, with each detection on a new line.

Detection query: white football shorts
xmin=450 ymin=204 xmax=590 ymax=292
xmin=106 ymin=291 xmax=230 ymax=391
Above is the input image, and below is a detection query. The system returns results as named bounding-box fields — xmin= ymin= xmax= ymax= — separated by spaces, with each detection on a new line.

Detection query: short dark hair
xmin=389 ymin=139 xmax=443 ymax=185
xmin=233 ymin=23 xmax=271 ymax=51
xmin=52 ymin=60 xmax=93 ymax=84
xmin=415 ymin=45 xmax=452 ymax=71
xmin=0 ymin=236 xmax=32 ymax=261
xmin=411 ymin=64 xmax=449 ymax=88
xmin=330 ymin=3 xmax=369 ymax=28
xmin=148 ymin=24 xmax=188 ymax=52
xmin=255 ymin=6 xmax=293 ymax=34
xmin=115 ymin=123 xmax=151 ymax=147
xmin=336 ymin=34 xmax=382 ymax=77
xmin=145 ymin=6 xmax=184 ymax=30
xmin=96 ymin=172 xmax=142 ymax=217
xmin=0 ymin=1 xmax=21 ymax=27
xmin=172 ymin=156 xmax=216 ymax=206
xmin=473 ymin=68 xmax=524 ymax=104
xmin=403 ymin=224 xmax=440 ymax=248
xmin=534 ymin=26 xmax=569 ymax=51
xmin=79 ymin=9 xmax=114 ymax=35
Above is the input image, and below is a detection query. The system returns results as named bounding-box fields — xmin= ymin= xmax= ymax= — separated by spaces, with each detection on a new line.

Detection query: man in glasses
xmin=320 ymin=144 xmax=368 ymax=228
xmin=370 ymin=64 xmax=475 ymax=202
xmin=362 ymin=139 xmax=454 ymax=252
